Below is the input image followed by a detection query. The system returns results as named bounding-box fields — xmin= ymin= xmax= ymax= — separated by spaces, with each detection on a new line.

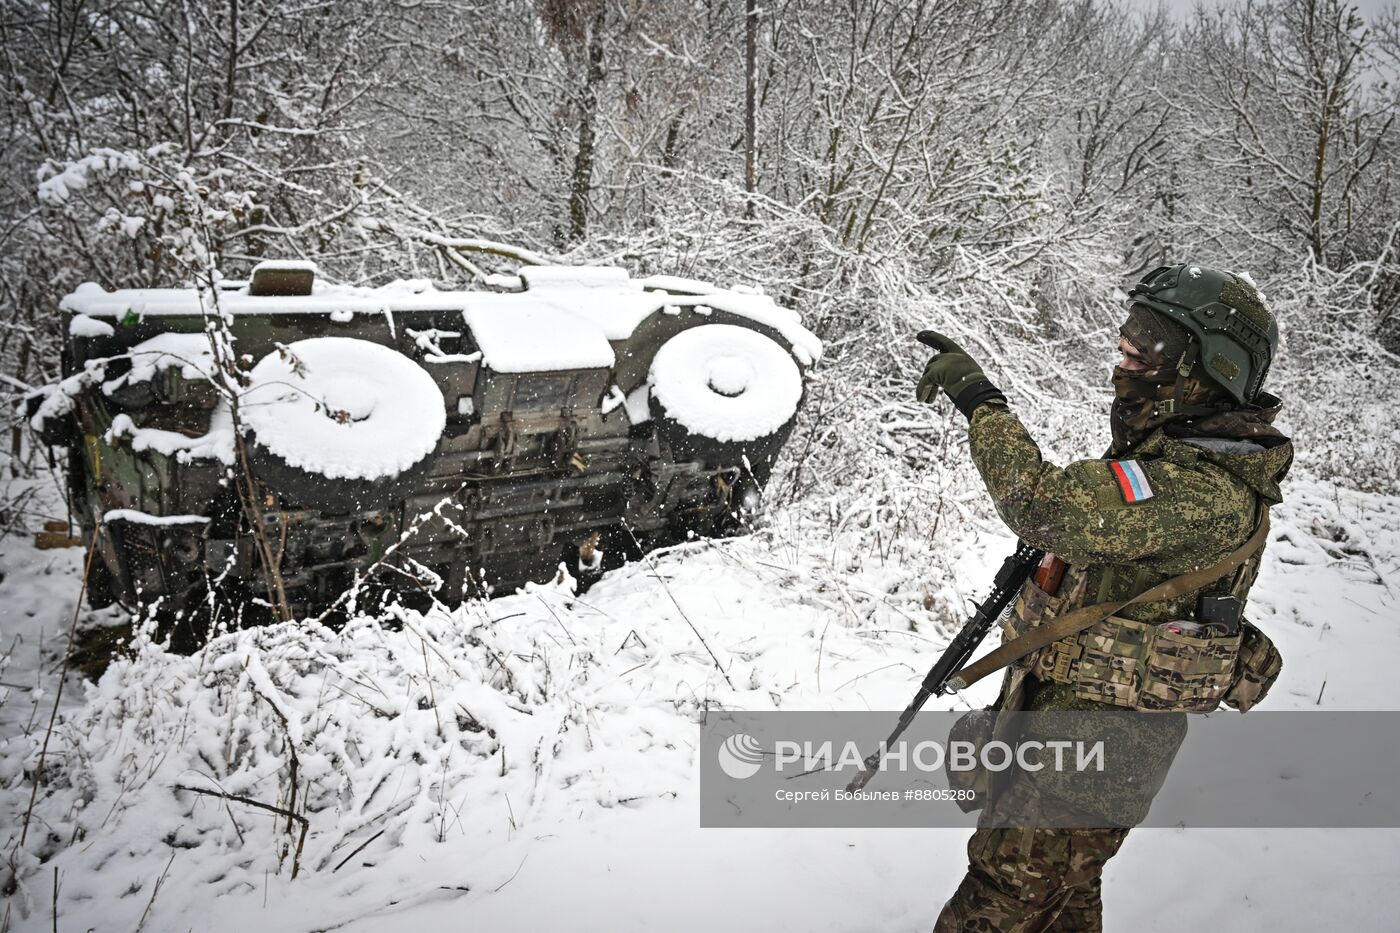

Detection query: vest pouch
xmin=1069 ymin=618 xmax=1151 ymax=707
xmin=1222 ymin=619 xmax=1282 ymax=712
xmin=1136 ymin=621 xmax=1242 ymax=713
xmin=1007 ymin=571 xmax=1085 ymax=678
xmin=945 ymin=707 xmax=996 ymax=813
xmin=1006 ymin=574 xmax=1070 ymax=639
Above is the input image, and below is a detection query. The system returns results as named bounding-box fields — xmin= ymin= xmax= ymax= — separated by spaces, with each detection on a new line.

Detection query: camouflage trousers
xmin=932 ymin=774 xmax=1129 ymax=932
xmin=932 ymin=677 xmax=1178 ymax=932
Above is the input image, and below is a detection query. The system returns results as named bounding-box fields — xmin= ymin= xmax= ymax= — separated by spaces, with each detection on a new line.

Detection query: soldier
xmin=915 ymin=264 xmax=1292 ymax=931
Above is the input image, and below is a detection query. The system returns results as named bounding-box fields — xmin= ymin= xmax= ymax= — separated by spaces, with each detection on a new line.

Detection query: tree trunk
xmin=744 ymin=0 xmax=757 ymax=217
xmin=662 ymin=116 xmax=681 ymax=175
xmin=10 ymin=339 xmax=29 ymax=466
xmin=1311 ymin=114 xmax=1329 ymax=262
xmin=567 ymin=8 xmax=607 ymax=244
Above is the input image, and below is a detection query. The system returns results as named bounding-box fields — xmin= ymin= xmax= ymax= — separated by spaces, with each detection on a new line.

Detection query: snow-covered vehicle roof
xmin=61 ymin=264 xmax=822 ymax=373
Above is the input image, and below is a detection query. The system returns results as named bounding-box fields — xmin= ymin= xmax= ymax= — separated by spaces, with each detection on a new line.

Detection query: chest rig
xmin=1003 ymin=540 xmax=1271 ymax=713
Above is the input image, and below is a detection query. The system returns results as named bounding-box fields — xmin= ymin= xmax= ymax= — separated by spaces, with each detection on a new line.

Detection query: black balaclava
xmin=1109 ymin=304 xmax=1229 ymax=454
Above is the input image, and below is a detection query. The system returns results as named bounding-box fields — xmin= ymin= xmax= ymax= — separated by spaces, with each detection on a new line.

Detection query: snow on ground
xmin=0 ymin=476 xmax=1396 ymax=931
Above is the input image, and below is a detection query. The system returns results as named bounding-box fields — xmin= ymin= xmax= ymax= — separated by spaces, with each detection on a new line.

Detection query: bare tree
xmin=1185 ymin=0 xmax=1397 ymax=268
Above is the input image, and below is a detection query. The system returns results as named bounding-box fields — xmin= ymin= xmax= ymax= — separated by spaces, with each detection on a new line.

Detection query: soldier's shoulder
xmin=1127 ymin=432 xmax=1248 ymax=480
xmin=1086 ymin=437 xmax=1251 ymax=512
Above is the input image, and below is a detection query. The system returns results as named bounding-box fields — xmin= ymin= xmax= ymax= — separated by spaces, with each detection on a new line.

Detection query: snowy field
xmin=1 ymin=475 xmax=1397 ymax=932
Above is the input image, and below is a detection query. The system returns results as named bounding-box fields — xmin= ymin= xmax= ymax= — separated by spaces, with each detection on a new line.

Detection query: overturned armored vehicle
xmin=35 ymin=263 xmax=820 ymax=621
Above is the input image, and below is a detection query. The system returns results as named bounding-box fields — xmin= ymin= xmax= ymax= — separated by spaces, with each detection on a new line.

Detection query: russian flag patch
xmin=1109 ymin=459 xmax=1155 ymax=504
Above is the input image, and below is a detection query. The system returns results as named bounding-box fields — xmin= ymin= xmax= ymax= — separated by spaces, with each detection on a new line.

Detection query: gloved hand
xmin=916 ymin=330 xmax=1006 ymax=419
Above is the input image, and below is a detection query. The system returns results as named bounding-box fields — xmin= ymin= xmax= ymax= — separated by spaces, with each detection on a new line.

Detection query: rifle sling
xmin=947 ymin=512 xmax=1270 ymax=692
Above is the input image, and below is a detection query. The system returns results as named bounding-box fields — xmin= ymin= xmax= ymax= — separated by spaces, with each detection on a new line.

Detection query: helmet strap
xmin=1154 ymin=343 xmax=1200 ymax=417
xmin=1175 ymin=342 xmax=1198 ymax=379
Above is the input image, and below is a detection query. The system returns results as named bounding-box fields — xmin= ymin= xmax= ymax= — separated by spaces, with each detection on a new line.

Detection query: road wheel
xmin=647 ymin=324 xmax=803 ymax=482
xmin=241 ymin=337 xmax=446 ymax=512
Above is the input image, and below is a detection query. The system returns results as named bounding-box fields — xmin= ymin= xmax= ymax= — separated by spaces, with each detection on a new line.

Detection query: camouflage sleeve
xmin=965 ymin=403 xmax=1250 ymax=568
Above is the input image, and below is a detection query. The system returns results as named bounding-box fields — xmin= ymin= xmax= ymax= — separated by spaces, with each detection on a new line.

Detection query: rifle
xmin=844 ymin=541 xmax=1044 ymax=793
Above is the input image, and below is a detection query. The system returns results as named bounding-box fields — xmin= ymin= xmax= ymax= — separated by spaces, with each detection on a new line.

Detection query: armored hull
xmin=38 ymin=264 xmax=821 ymax=618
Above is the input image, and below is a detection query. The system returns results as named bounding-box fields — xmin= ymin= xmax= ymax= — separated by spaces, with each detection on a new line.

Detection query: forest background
xmin=2 ymin=0 xmax=1398 ymax=513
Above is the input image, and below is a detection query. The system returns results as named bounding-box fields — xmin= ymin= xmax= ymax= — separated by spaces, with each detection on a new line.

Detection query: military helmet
xmin=1126 ymin=263 xmax=1278 ymax=404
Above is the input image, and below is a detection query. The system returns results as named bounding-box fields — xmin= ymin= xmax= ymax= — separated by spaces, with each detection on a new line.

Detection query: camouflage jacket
xmin=965 ymin=400 xmax=1292 ymax=817
xmin=967 ymin=401 xmax=1293 ymax=631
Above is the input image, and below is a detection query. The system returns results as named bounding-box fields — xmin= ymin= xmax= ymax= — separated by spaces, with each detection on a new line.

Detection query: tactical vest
xmin=1004 ymin=546 xmax=1281 ymax=713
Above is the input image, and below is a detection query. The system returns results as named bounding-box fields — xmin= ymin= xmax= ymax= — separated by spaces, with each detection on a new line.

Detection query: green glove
xmin=915 ymin=330 xmax=1006 ymax=419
